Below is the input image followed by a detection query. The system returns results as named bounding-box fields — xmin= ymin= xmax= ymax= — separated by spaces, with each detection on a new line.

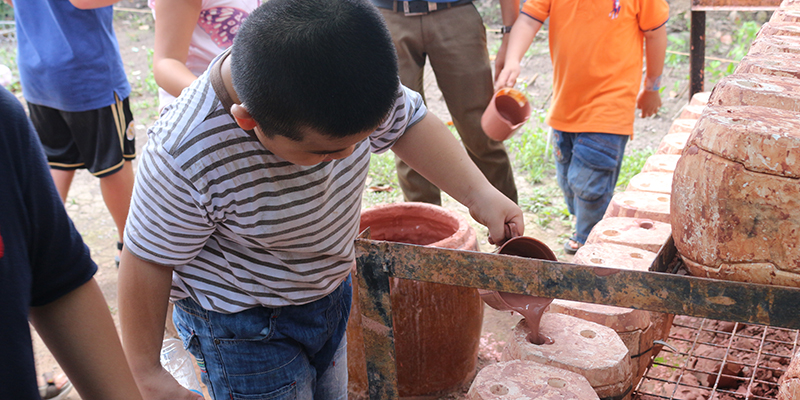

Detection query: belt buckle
xmin=402 ymin=1 xmax=429 ymax=16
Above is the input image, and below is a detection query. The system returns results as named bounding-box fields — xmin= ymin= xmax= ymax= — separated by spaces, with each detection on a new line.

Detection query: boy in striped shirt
xmin=118 ymin=0 xmax=524 ymax=398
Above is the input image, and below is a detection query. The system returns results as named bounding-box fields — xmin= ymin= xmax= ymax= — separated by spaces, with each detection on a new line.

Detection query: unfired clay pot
xmin=481 ymin=88 xmax=531 ymax=141
xmin=349 ymin=202 xmax=482 ymax=399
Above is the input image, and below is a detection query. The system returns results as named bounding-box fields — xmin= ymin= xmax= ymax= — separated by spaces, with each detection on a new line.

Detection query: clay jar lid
xmin=479 ymin=236 xmax=556 ymax=311
xmin=687 ymin=105 xmax=800 ymax=178
xmin=708 ymin=73 xmax=800 ymax=112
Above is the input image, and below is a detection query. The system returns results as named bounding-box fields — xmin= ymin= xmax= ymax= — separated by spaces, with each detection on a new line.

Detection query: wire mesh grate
xmin=633 ymin=316 xmax=800 ymax=400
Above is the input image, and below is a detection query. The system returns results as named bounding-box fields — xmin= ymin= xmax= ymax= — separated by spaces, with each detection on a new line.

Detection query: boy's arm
xmin=118 ymin=249 xmax=203 ymax=400
xmin=637 ymin=25 xmax=667 ymax=117
xmin=153 ymin=0 xmax=205 ymax=98
xmin=495 ymin=14 xmax=544 ymax=89
xmin=29 ymin=278 xmax=143 ymax=400
xmin=494 ymin=0 xmax=521 ymax=81
xmin=391 ymin=113 xmax=525 ymax=244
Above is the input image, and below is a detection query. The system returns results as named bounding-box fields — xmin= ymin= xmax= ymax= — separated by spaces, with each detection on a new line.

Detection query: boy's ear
xmin=231 ymin=104 xmax=258 ymax=131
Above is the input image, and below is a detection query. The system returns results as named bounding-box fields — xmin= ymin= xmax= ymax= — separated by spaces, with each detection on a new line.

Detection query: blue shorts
xmin=172 ymin=276 xmax=352 ymax=400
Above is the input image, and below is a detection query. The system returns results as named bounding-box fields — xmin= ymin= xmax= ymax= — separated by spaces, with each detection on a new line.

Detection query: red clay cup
xmin=479 ymin=236 xmax=557 ymax=311
xmin=481 ymin=88 xmax=532 ymax=141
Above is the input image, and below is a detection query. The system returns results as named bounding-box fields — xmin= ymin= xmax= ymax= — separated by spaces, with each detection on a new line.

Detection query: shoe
xmin=563 ymin=237 xmax=583 ymax=255
xmin=39 ymin=373 xmax=73 ymax=400
xmin=115 ymin=241 xmax=123 ymax=268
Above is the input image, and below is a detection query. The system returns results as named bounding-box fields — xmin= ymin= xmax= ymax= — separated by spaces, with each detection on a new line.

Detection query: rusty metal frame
xmin=688 ymin=0 xmax=781 ymax=99
xmin=354 ymin=237 xmax=800 ymax=399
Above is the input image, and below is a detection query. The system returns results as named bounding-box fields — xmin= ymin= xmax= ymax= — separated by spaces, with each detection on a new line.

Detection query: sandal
xmin=563 ymin=237 xmax=583 ymax=255
xmin=115 ymin=241 xmax=123 ymax=268
xmin=39 ymin=372 xmax=73 ymax=400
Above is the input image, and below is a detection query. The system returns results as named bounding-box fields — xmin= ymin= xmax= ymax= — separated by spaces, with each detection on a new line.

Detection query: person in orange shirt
xmin=496 ymin=0 xmax=668 ymax=254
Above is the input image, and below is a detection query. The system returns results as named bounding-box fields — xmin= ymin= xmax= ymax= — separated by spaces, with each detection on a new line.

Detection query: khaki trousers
xmin=380 ymin=4 xmax=518 ymax=205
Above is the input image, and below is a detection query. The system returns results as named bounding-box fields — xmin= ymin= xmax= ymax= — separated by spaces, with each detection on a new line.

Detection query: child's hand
xmin=637 ymin=89 xmax=661 ymax=118
xmin=494 ymin=63 xmax=521 ymax=91
xmin=134 ymin=366 xmax=204 ymax=400
xmin=467 ymin=188 xmax=525 ymax=247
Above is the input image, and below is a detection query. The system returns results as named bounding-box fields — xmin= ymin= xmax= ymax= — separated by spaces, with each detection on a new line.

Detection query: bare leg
xmin=50 ymin=169 xmax=76 ymax=203
xmin=99 ymin=161 xmax=135 ymax=243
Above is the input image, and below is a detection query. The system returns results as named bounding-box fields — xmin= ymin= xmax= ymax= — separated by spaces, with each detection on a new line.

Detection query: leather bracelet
xmin=498 ymin=25 xmax=512 ymax=35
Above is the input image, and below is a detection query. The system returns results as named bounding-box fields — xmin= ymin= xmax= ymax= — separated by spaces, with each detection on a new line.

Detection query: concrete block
xmin=572 ymin=243 xmax=658 ymax=272
xmin=757 ymin=21 xmax=800 ymax=38
xmin=641 ymin=154 xmax=681 ymax=173
xmin=667 ymin=119 xmax=698 ymax=135
xmin=678 ymin=104 xmax=706 ymax=119
xmin=708 ymin=73 xmax=800 ymax=112
xmin=690 ymin=91 xmax=711 ymax=106
xmin=655 ymin=132 xmax=689 ymax=155
xmin=770 ymin=8 xmax=800 ymax=24
xmin=467 ymin=360 xmax=600 ymax=400
xmin=604 ymin=191 xmax=671 ymax=224
xmin=736 ymin=53 xmax=800 ymax=80
xmin=750 ymin=34 xmax=800 ymax=55
xmin=548 ymin=299 xmax=651 ymax=333
xmin=502 ymin=314 xmax=633 ymax=400
xmin=625 ymin=171 xmax=674 ymax=195
xmin=586 ymin=217 xmax=672 ymax=253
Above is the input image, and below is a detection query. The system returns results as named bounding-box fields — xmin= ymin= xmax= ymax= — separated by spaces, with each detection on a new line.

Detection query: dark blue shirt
xmin=0 ymin=87 xmax=97 ymax=398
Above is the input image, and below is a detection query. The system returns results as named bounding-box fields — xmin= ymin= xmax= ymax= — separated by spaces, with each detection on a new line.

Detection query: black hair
xmin=230 ymin=0 xmax=399 ymax=141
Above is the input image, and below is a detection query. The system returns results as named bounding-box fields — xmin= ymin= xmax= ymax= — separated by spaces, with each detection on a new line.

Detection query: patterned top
xmin=125 ymin=56 xmax=426 ymax=313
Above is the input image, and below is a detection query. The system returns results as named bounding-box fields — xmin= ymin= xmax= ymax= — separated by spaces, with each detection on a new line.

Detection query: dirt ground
xmin=15 ymin=0 xmax=785 ymax=399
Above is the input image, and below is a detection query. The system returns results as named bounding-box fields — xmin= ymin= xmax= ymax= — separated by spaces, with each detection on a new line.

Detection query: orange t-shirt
xmin=521 ymin=0 xmax=668 ymax=136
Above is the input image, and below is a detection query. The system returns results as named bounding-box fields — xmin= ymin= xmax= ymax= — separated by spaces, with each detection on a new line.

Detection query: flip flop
xmin=563 ymin=237 xmax=583 ymax=255
xmin=39 ymin=372 xmax=73 ymax=400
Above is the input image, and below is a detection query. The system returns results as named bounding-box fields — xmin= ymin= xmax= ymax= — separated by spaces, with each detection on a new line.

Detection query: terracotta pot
xmin=348 ymin=202 xmax=482 ymax=399
xmin=480 ymin=88 xmax=531 ymax=141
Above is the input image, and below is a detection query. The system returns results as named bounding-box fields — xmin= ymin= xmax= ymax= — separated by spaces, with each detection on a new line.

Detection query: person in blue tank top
xmin=10 ymin=0 xmax=135 ymax=266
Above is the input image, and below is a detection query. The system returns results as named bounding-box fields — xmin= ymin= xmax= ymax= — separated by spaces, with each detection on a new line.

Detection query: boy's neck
xmin=221 ymin=56 xmax=241 ymax=105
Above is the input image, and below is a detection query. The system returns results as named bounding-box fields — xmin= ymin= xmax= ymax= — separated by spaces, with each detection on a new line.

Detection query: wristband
xmin=645 ymin=75 xmax=662 ymax=92
xmin=498 ymin=26 xmax=512 ymax=35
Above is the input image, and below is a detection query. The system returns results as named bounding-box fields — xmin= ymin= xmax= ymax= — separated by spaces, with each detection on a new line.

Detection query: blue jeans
xmin=172 ymin=276 xmax=352 ymax=400
xmin=552 ymin=130 xmax=628 ymax=245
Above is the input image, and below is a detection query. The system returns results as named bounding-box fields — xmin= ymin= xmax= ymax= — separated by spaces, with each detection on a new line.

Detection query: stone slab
xmin=603 ymin=191 xmax=671 ymax=224
xmin=667 ymin=119 xmax=698 ymax=135
xmin=467 ymin=360 xmax=600 ymax=400
xmin=641 ymin=154 xmax=681 ymax=173
xmin=708 ymin=73 xmax=800 ymax=112
xmin=586 ymin=217 xmax=672 ymax=253
xmin=736 ymin=52 xmax=800 ymax=80
xmin=502 ymin=314 xmax=633 ymax=399
xmin=656 ymin=132 xmax=689 ymax=155
xmin=686 ymin=105 xmax=800 ymax=178
xmin=572 ymin=243 xmax=658 ymax=272
xmin=671 ymin=147 xmax=800 ymax=284
xmin=625 ymin=171 xmax=674 ymax=195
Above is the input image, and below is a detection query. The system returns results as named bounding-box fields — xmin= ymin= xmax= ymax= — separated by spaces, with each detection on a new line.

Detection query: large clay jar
xmin=348 ymin=202 xmax=482 ymax=399
xmin=671 ymin=106 xmax=800 ymax=286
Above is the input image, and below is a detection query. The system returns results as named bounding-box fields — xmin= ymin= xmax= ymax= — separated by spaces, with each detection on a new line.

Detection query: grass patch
xmin=616 ymin=147 xmax=656 ymax=190
xmin=363 ymin=151 xmax=402 ymax=206
xmin=506 ymin=111 xmax=555 ymax=184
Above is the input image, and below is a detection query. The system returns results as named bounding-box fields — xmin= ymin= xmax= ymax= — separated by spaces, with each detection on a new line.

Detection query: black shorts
xmin=27 ymin=95 xmax=136 ymax=178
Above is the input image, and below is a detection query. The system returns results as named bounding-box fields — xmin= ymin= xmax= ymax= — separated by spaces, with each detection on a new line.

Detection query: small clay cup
xmin=479 ymin=236 xmax=557 ymax=311
xmin=481 ymin=88 xmax=532 ymax=141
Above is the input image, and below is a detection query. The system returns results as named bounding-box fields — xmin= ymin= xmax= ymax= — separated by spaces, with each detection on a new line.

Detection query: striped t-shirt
xmin=124 ymin=66 xmax=426 ymax=313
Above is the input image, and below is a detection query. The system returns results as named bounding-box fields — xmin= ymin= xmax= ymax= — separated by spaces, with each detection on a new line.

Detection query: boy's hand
xmin=637 ymin=89 xmax=661 ymax=118
xmin=494 ymin=63 xmax=521 ymax=91
xmin=134 ymin=366 xmax=204 ymax=400
xmin=466 ymin=187 xmax=525 ymax=247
